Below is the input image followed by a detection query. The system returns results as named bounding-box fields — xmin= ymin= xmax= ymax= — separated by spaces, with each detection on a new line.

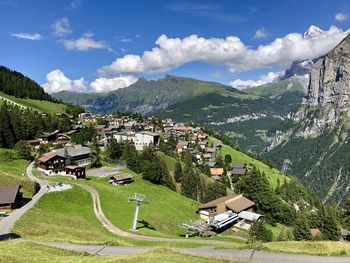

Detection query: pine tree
xmin=174 ymin=161 xmax=183 ymax=182
xmin=90 ymin=135 xmax=102 ymax=168
xmin=294 ymin=214 xmax=311 ymax=241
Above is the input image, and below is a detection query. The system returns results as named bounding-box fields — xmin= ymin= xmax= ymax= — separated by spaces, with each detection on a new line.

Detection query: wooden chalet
xmin=197 ymin=194 xmax=255 ymax=220
xmin=37 ymin=153 xmax=66 ymax=175
xmin=0 ymin=185 xmax=23 ymax=209
xmin=109 ymin=174 xmax=134 ymax=186
xmin=65 ymin=165 xmax=86 ymax=179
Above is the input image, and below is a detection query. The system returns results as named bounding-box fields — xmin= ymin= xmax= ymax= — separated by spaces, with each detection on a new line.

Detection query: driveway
xmin=86 ymin=166 xmax=123 ymax=178
xmin=0 ymin=162 xmax=48 ymax=239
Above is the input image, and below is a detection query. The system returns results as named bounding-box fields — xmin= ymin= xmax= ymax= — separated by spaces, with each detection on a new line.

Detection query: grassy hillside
xmin=89 ymin=171 xmax=199 ymax=237
xmin=242 ymin=78 xmax=305 ymax=99
xmin=14 ymin=186 xmax=124 ymax=244
xmin=0 ymin=92 xmax=66 ymax=114
xmin=0 ymin=242 xmax=234 ymax=263
xmin=209 ymin=137 xmax=289 ymax=189
xmin=0 ymin=149 xmax=34 ymax=198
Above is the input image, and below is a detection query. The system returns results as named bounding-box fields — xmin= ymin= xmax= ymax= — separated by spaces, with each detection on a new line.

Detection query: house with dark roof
xmin=109 ymin=174 xmax=134 ymax=186
xmin=197 ymin=194 xmax=255 ymax=220
xmin=0 ymin=185 xmax=23 ymax=209
xmin=53 ymin=146 xmax=91 ymax=166
xmin=230 ymin=163 xmax=247 ymax=176
xmin=65 ymin=165 xmax=86 ymax=179
xmin=37 ymin=153 xmax=66 ymax=175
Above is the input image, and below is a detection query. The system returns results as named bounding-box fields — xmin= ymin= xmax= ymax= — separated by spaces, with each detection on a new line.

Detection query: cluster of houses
xmin=162 ymin=120 xmax=247 ymax=182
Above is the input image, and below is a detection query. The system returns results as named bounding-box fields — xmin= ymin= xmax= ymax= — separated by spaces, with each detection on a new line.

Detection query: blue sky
xmin=1 ymin=0 xmax=350 ymax=93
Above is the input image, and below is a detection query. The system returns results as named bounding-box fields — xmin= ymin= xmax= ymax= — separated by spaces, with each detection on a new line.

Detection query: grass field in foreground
xmin=263 ymin=241 xmax=350 ymax=256
xmin=0 ymin=241 xmax=237 ymax=263
xmin=89 ymin=171 xmax=200 ymax=238
xmin=0 ymin=149 xmax=34 ymax=198
xmin=209 ymin=136 xmax=289 ymax=189
xmin=0 ymin=92 xmax=66 ymax=114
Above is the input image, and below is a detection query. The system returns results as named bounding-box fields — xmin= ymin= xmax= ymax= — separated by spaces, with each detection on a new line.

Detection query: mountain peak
xmin=303 ymin=25 xmax=323 ymax=39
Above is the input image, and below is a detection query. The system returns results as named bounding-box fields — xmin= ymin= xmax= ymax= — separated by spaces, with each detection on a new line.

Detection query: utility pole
xmin=128 ymin=193 xmax=147 ymax=232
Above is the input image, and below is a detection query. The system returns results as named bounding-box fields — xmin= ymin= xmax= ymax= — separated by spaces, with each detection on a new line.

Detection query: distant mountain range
xmin=53 ymin=72 xmax=306 ymax=153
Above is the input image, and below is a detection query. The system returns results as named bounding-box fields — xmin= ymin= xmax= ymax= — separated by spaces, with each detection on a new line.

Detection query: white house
xmin=133 ymin=131 xmax=160 ymax=151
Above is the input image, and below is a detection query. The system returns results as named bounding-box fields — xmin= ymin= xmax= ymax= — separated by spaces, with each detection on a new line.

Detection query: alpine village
xmin=2 ymin=1 xmax=350 ymax=262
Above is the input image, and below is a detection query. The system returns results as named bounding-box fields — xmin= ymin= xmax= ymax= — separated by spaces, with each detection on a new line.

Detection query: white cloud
xmin=90 ymin=75 xmax=138 ymax=93
xmin=98 ymin=25 xmax=349 ymax=77
xmin=69 ymin=0 xmax=81 ymax=9
xmin=229 ymin=71 xmax=283 ymax=89
xmin=60 ymin=33 xmax=109 ymax=51
xmin=253 ymin=28 xmax=268 ymax=39
xmin=42 ymin=69 xmax=137 ymax=93
xmin=52 ymin=17 xmax=72 ymax=37
xmin=116 ymin=37 xmax=132 ymax=42
xmin=42 ymin=69 xmax=86 ymax=93
xmin=335 ymin=13 xmax=347 ymax=21
xmin=11 ymin=33 xmax=42 ymax=40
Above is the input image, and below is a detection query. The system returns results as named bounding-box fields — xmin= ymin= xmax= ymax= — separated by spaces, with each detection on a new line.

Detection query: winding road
xmin=2 ymin=163 xmax=350 ymax=262
xmin=0 ymin=162 xmax=48 ymax=239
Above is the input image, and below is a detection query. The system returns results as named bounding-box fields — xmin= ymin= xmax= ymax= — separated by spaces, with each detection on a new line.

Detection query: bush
xmin=249 ymin=221 xmax=273 ymax=242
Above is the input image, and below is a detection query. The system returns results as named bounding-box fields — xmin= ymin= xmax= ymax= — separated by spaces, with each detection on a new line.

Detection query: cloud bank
xmin=99 ymin=25 xmax=349 ymax=77
xmin=230 ymin=71 xmax=283 ymax=89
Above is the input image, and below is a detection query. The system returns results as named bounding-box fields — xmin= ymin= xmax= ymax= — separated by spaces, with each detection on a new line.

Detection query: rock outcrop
xmin=307 ymin=35 xmax=350 ymax=107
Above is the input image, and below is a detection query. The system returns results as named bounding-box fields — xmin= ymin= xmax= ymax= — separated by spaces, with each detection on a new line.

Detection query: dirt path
xmin=76 ymin=183 xmax=234 ymax=245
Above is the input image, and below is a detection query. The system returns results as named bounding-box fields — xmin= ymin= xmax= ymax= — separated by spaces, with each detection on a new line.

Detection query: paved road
xmin=0 ymin=162 xmax=48 ymax=239
xmin=38 ymin=241 xmax=350 ymax=263
xmin=77 ymin=184 xmax=233 ymax=245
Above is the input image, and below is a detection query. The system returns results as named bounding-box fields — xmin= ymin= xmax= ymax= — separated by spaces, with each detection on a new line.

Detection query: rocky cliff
xmin=266 ymin=34 xmax=350 ymax=205
xmin=307 ymin=35 xmax=350 ymax=107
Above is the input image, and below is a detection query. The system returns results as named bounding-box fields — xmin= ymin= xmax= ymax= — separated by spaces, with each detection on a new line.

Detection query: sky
xmin=1 ymin=0 xmax=350 ymax=93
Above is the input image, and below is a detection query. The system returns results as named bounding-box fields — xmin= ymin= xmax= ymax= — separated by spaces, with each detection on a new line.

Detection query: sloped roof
xmin=210 ymin=168 xmax=224 ymax=176
xmin=0 ymin=185 xmax=20 ymax=204
xmin=238 ymin=211 xmax=262 ymax=221
xmin=53 ymin=147 xmax=90 ymax=158
xmin=37 ymin=152 xmax=59 ymax=163
xmin=231 ymin=163 xmax=246 ymax=169
xmin=232 ymin=168 xmax=246 ymax=175
xmin=226 ymin=197 xmax=255 ymax=213
xmin=198 ymin=195 xmax=236 ymax=210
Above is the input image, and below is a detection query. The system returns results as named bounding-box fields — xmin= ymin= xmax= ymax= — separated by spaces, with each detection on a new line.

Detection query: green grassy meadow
xmin=0 ymin=149 xmax=34 ymax=198
xmin=0 ymin=92 xmax=66 ymax=114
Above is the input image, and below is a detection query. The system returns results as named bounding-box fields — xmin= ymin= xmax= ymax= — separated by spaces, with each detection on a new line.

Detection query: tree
xmin=318 ymin=206 xmax=341 ymax=241
xmin=203 ymin=181 xmax=226 ymax=203
xmin=14 ymin=140 xmax=32 ymax=160
xmin=174 ymin=161 xmax=183 ymax=182
xmin=122 ymin=141 xmax=140 ymax=172
xmin=106 ymin=138 xmax=122 ymax=162
xmin=249 ymin=221 xmax=273 ymax=242
xmin=90 ymin=135 xmax=102 ymax=168
xmin=224 ymin=154 xmax=232 ymax=166
xmin=293 ymin=214 xmax=311 ymax=241
xmin=181 ymin=165 xmax=204 ymax=202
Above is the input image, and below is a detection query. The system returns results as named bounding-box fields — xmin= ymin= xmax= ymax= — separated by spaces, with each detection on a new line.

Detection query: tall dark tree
xmin=174 ymin=161 xmax=183 ymax=183
xmin=181 ymin=165 xmax=204 ymax=202
xmin=249 ymin=220 xmax=273 ymax=242
xmin=203 ymin=181 xmax=226 ymax=203
xmin=294 ymin=214 xmax=311 ymax=241
xmin=106 ymin=138 xmax=122 ymax=162
xmin=90 ymin=135 xmax=102 ymax=168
